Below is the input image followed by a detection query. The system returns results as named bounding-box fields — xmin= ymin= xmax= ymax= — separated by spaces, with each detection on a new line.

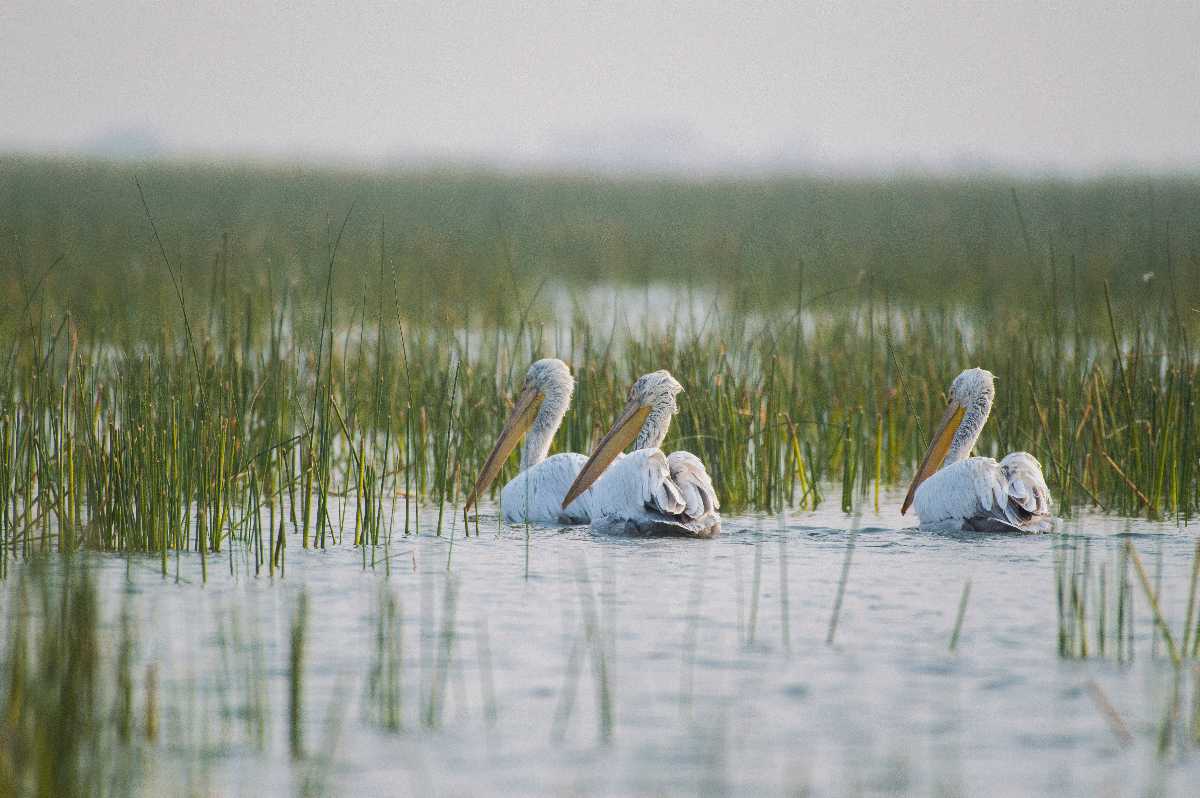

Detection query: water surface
xmin=8 ymin=493 xmax=1199 ymax=797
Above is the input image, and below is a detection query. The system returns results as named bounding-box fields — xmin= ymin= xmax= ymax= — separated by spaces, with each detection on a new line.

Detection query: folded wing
xmin=590 ymin=449 xmax=721 ymax=537
xmin=913 ymin=453 xmax=1052 ymax=533
xmin=991 ymin=451 xmax=1052 ymax=531
xmin=665 ymin=451 xmax=719 ymax=520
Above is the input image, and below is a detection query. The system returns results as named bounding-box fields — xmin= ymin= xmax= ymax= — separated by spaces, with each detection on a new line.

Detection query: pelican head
xmin=464 ymin=358 xmax=574 ymax=512
xmin=561 ymin=370 xmax=683 ymax=508
xmin=901 ymin=367 xmax=996 ymax=514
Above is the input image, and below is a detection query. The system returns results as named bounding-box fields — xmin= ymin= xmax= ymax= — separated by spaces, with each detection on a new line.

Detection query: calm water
xmin=8 ymin=492 xmax=1200 ymax=797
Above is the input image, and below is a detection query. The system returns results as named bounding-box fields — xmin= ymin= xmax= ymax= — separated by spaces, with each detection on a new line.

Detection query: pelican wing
xmin=590 ymin=449 xmax=721 ymax=537
xmin=500 ymin=452 xmax=591 ymax=524
xmin=993 ymin=451 xmax=1052 ymax=530
xmin=666 ymin=451 xmax=720 ymax=519
xmin=589 ymin=450 xmax=667 ymax=516
xmin=913 ymin=454 xmax=1052 ymax=533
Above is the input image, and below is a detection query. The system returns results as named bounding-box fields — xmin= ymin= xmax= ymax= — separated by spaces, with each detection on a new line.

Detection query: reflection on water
xmin=326 ymin=281 xmax=1044 ymax=363
xmin=4 ymin=492 xmax=1199 ymax=797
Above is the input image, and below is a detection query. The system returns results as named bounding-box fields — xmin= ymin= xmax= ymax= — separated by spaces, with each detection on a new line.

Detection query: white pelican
xmin=561 ymin=370 xmax=721 ymax=537
xmin=464 ymin=358 xmax=594 ymax=524
xmin=901 ymin=367 xmax=1053 ymax=533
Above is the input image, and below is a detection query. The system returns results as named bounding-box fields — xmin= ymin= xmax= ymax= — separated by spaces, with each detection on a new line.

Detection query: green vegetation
xmin=1055 ymin=534 xmax=1200 ymax=757
xmin=1 ymin=156 xmax=1198 ymax=562
xmin=5 ymin=155 xmax=1200 ymax=796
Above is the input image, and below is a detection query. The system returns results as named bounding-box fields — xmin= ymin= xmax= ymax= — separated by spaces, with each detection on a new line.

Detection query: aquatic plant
xmin=0 ymin=157 xmax=1197 ymax=564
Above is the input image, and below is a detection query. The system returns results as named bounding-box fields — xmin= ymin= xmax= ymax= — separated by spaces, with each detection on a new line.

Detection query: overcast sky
xmin=3 ymin=1 xmax=1198 ymax=173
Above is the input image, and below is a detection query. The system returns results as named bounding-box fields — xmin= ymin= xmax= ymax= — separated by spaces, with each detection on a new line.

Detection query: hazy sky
xmin=3 ymin=1 xmax=1198 ymax=172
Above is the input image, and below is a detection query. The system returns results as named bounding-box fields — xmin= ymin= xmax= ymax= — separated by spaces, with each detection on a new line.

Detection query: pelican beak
xmin=464 ymin=385 xmax=544 ymax=513
xmin=901 ymin=400 xmax=966 ymax=515
xmin=561 ymin=397 xmax=650 ymax=509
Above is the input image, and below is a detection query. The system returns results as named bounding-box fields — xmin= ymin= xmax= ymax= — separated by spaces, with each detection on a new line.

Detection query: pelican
xmin=464 ymin=358 xmax=595 ymax=524
xmin=561 ymin=370 xmax=720 ymax=537
xmin=901 ymin=367 xmax=1053 ymax=532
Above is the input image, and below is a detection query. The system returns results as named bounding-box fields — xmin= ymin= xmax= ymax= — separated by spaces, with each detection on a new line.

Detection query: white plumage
xmin=500 ymin=451 xmax=592 ymax=524
xmin=586 ymin=450 xmax=721 ymax=536
xmin=903 ymin=368 xmax=1053 ymax=533
xmin=911 ymin=453 xmax=1053 ymax=533
xmin=562 ymin=371 xmax=721 ymax=538
xmin=464 ymin=359 xmax=596 ymax=525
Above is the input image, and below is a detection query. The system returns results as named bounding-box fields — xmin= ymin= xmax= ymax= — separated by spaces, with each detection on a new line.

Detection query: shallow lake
xmin=7 ymin=491 xmax=1200 ymax=797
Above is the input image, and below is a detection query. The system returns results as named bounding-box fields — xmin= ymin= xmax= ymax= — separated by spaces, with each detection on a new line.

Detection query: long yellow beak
xmin=901 ymin=401 xmax=966 ymax=515
xmin=464 ymin=386 xmax=543 ymax=513
xmin=561 ymin=398 xmax=650 ymax=509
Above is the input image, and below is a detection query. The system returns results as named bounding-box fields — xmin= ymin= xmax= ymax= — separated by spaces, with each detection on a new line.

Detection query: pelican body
xmin=465 ymin=359 xmax=594 ymax=524
xmin=902 ymin=368 xmax=1052 ymax=533
xmin=562 ymin=371 xmax=720 ymax=537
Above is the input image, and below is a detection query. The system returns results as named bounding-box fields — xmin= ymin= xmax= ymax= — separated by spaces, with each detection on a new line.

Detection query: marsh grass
xmin=1056 ymin=536 xmax=1200 ymax=670
xmin=1 ymin=157 xmax=1199 ymax=565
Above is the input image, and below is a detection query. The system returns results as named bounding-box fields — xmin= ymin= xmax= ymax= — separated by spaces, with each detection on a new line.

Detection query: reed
xmin=0 ymin=157 xmax=1198 ymax=564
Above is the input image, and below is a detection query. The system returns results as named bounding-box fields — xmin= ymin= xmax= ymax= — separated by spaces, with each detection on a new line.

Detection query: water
xmin=7 ymin=493 xmax=1200 ymax=797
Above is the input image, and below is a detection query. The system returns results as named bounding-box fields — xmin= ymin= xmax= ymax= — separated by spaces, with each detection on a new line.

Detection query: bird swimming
xmin=561 ymin=370 xmax=720 ymax=537
xmin=901 ymin=367 xmax=1052 ymax=532
xmin=464 ymin=358 xmax=595 ymax=524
